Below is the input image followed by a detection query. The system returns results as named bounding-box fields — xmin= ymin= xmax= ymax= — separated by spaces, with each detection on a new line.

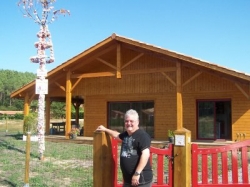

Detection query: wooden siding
xmin=74 ymin=60 xmax=250 ymax=140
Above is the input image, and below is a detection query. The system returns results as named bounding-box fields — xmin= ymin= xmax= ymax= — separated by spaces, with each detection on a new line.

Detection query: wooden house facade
xmin=11 ymin=34 xmax=250 ymax=141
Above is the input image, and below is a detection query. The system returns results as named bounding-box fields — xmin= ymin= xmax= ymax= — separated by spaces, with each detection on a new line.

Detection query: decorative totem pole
xmin=18 ymin=0 xmax=69 ymax=160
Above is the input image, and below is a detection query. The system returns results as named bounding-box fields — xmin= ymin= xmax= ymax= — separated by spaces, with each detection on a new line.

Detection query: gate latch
xmin=166 ymin=154 xmax=178 ymax=164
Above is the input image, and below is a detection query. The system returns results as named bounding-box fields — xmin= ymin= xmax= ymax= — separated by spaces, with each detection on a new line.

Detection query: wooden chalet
xmin=11 ymin=33 xmax=250 ymax=141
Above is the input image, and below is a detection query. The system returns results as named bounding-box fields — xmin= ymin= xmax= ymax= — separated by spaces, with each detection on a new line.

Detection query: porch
xmin=44 ymin=135 xmax=235 ymax=147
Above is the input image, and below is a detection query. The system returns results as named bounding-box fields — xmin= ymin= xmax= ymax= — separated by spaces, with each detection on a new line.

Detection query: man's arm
xmin=96 ymin=125 xmax=121 ymax=140
xmin=131 ymin=148 xmax=150 ymax=186
xmin=135 ymin=148 xmax=150 ymax=173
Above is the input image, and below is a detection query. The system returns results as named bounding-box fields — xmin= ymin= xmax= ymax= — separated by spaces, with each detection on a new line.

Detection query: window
xmin=197 ymin=100 xmax=231 ymax=140
xmin=108 ymin=101 xmax=154 ymax=138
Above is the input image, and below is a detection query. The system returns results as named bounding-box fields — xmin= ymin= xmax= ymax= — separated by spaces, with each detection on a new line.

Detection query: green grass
xmin=0 ymin=120 xmax=93 ymax=187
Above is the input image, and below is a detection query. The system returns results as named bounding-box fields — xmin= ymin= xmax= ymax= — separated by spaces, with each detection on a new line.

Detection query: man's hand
xmin=96 ymin=125 xmax=106 ymax=132
xmin=131 ymin=175 xmax=140 ymax=186
xmin=95 ymin=125 xmax=121 ymax=139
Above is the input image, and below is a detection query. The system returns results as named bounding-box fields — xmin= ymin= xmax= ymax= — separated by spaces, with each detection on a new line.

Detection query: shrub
xmin=23 ymin=113 xmax=37 ymax=135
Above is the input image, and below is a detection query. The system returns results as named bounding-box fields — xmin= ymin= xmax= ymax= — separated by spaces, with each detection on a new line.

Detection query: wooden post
xmin=176 ymin=61 xmax=183 ymax=130
xmin=73 ymin=101 xmax=80 ymax=125
xmin=65 ymin=71 xmax=72 ymax=138
xmin=24 ymin=93 xmax=30 ymax=116
xmin=23 ymin=94 xmax=30 ymax=134
xmin=93 ymin=131 xmax=114 ymax=187
xmin=24 ymin=132 xmax=31 ymax=186
xmin=173 ymin=128 xmax=191 ymax=187
xmin=116 ymin=43 xmax=121 ymax=78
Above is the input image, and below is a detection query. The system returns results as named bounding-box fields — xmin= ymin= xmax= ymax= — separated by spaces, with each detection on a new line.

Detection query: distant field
xmin=0 ymin=119 xmax=84 ymax=134
xmin=0 ymin=119 xmax=23 ymax=132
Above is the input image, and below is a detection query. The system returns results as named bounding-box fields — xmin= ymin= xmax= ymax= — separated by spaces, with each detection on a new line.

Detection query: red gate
xmin=192 ymin=140 xmax=250 ymax=187
xmin=112 ymin=138 xmax=173 ymax=187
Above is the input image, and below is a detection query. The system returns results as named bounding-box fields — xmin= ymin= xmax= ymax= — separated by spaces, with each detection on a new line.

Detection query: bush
xmin=23 ymin=113 xmax=37 ymax=135
xmin=14 ymin=113 xmax=24 ymax=120
xmin=71 ymin=111 xmax=84 ymax=119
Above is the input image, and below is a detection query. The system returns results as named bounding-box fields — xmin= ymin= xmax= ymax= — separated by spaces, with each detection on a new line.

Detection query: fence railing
xmin=192 ymin=140 xmax=250 ymax=187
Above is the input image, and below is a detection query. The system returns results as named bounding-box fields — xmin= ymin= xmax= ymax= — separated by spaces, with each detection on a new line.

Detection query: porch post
xmin=93 ymin=131 xmax=114 ymax=187
xmin=73 ymin=101 xmax=80 ymax=125
xmin=176 ymin=61 xmax=183 ymax=130
xmin=65 ymin=71 xmax=72 ymax=138
xmin=174 ymin=61 xmax=191 ymax=186
xmin=24 ymin=93 xmax=30 ymax=116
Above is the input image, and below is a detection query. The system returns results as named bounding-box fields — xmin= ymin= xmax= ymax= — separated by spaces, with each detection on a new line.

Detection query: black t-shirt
xmin=119 ymin=129 xmax=153 ymax=185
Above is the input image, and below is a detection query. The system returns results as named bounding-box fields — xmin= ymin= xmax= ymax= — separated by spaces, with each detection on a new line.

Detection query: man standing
xmin=96 ymin=109 xmax=153 ymax=187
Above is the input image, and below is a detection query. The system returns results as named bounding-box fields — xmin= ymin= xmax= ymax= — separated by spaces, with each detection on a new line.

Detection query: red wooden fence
xmin=112 ymin=138 xmax=173 ymax=187
xmin=192 ymin=140 xmax=250 ymax=187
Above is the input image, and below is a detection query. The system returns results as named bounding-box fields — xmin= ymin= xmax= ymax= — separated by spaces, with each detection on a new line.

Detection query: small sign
xmin=35 ymin=79 xmax=48 ymax=94
xmin=175 ymin=135 xmax=185 ymax=146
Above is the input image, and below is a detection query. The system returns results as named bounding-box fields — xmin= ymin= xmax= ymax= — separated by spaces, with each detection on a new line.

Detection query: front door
xmin=197 ymin=100 xmax=231 ymax=140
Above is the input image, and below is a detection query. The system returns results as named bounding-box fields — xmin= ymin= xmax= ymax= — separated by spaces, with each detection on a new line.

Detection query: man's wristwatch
xmin=134 ymin=171 xmax=140 ymax=176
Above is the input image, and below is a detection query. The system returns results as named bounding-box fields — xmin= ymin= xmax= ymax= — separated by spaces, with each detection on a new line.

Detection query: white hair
xmin=124 ymin=109 xmax=139 ymax=121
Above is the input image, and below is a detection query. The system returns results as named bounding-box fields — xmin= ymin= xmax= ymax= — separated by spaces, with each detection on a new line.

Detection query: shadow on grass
xmin=0 ymin=133 xmax=39 ymax=159
xmin=0 ymin=179 xmax=16 ymax=187
xmin=5 ymin=132 xmax=23 ymax=140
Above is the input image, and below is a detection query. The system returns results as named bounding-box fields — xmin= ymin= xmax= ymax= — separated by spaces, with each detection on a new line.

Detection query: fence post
xmin=93 ymin=131 xmax=114 ymax=187
xmin=24 ymin=132 xmax=31 ymax=187
xmin=173 ymin=128 xmax=191 ymax=187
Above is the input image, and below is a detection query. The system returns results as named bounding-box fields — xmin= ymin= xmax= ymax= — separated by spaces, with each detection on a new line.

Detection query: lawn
xmin=0 ymin=119 xmax=93 ymax=187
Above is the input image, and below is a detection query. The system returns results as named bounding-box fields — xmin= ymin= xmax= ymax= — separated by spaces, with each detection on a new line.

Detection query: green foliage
xmin=71 ymin=111 xmax=84 ymax=119
xmin=14 ymin=113 xmax=24 ymax=120
xmin=23 ymin=113 xmax=37 ymax=135
xmin=168 ymin=129 xmax=175 ymax=137
xmin=50 ymin=102 xmax=65 ymax=118
xmin=0 ymin=69 xmax=36 ymax=110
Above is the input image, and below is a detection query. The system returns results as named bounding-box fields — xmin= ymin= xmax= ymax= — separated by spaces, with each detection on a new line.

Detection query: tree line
xmin=0 ymin=69 xmax=84 ymax=120
xmin=0 ymin=69 xmax=36 ymax=111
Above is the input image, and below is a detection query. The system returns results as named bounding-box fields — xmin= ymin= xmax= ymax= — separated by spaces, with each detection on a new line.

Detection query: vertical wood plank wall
xmin=73 ymin=57 xmax=250 ymax=141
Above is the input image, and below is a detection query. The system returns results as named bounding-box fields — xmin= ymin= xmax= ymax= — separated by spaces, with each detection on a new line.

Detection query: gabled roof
xmin=11 ymin=33 xmax=250 ymax=99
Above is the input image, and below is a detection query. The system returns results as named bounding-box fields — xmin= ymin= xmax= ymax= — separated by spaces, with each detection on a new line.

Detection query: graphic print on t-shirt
xmin=120 ymin=136 xmax=137 ymax=158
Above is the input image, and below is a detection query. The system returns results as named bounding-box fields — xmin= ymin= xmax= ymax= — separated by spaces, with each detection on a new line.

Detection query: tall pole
xmin=18 ymin=0 xmax=69 ymax=160
xmin=34 ymin=23 xmax=51 ymax=160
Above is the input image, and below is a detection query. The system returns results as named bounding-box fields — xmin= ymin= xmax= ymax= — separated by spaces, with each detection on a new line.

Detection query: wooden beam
xmin=182 ymin=71 xmax=202 ymax=87
xmin=55 ymin=82 xmax=66 ymax=92
xmin=161 ymin=72 xmax=176 ymax=86
xmin=117 ymin=43 xmax=121 ymax=78
xmin=71 ymin=77 xmax=83 ymax=92
xmin=65 ymin=71 xmax=72 ymax=139
xmin=48 ymin=38 xmax=115 ymax=74
xmin=96 ymin=58 xmax=117 ymax=70
xmin=176 ymin=62 xmax=183 ymax=130
xmin=28 ymin=93 xmax=36 ymax=104
xmin=121 ymin=53 xmax=144 ymax=70
xmin=71 ymin=72 xmax=116 ymax=79
xmin=61 ymin=45 xmax=117 ymax=73
xmin=235 ymin=83 xmax=250 ymax=100
xmin=71 ymin=67 xmax=176 ymax=79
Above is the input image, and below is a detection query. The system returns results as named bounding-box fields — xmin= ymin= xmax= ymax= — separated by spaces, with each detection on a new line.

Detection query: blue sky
xmin=1 ymin=1 xmax=250 ymax=74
